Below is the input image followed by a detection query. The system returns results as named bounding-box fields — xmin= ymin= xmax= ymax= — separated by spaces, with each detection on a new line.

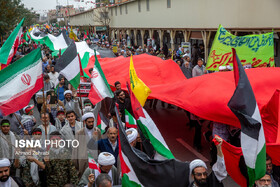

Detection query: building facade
xmin=69 ymin=0 xmax=280 ymax=64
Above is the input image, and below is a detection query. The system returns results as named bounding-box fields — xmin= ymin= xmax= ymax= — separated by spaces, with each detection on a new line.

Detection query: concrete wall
xmin=109 ymin=0 xmax=280 ymax=29
xmin=69 ymin=10 xmax=95 ymax=26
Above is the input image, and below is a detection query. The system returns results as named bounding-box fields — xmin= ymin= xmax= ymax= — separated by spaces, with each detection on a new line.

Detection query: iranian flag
xmin=88 ymin=51 xmax=114 ymax=105
xmin=228 ymin=48 xmax=266 ymax=187
xmin=88 ymin=153 xmax=101 ymax=172
xmin=125 ymin=109 xmax=137 ymax=129
xmin=55 ymin=41 xmax=81 ymax=89
xmin=0 ymin=18 xmax=24 ymax=66
xmin=97 ymin=112 xmax=107 ymax=134
xmin=116 ymin=106 xmax=189 ymax=187
xmin=127 ymin=83 xmax=174 ymax=159
xmin=0 ymin=48 xmax=43 ymax=116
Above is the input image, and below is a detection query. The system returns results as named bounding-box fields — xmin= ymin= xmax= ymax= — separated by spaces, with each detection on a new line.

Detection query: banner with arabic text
xmin=206 ymin=25 xmax=274 ymax=71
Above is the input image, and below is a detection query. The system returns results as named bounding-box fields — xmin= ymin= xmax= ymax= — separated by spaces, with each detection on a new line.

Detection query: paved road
xmin=144 ymin=102 xmax=239 ymax=187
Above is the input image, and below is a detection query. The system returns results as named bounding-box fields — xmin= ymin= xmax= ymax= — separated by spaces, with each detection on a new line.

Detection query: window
xmin=125 ymin=4 xmax=128 ymax=14
xmin=120 ymin=6 xmax=122 ymax=15
xmin=167 ymin=0 xmax=171 ymax=8
xmin=111 ymin=8 xmax=113 ymax=16
xmin=146 ymin=0 xmax=149 ymax=11
xmin=115 ymin=7 xmax=117 ymax=16
xmin=138 ymin=0 xmax=141 ymax=12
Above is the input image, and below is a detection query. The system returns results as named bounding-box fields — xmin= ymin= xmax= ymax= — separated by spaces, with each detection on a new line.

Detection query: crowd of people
xmin=0 ymin=28 xmax=279 ymax=187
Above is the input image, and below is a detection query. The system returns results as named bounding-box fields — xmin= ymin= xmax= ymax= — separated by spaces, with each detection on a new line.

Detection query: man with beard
xmin=188 ymin=136 xmax=227 ymax=187
xmin=72 ymin=113 xmax=101 ymax=177
xmin=254 ymin=173 xmax=274 ymax=187
xmin=0 ymin=158 xmax=25 ymax=187
xmin=48 ymin=66 xmax=59 ymax=85
xmin=63 ymin=90 xmax=82 ymax=119
xmin=78 ymin=152 xmax=120 ymax=187
xmin=115 ymin=90 xmax=132 ymax=122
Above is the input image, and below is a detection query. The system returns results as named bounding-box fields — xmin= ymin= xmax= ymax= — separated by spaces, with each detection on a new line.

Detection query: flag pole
xmin=13 ymin=113 xmax=26 ymax=134
xmin=77 ymin=53 xmax=84 ymax=126
xmin=42 ymin=86 xmax=48 ymax=139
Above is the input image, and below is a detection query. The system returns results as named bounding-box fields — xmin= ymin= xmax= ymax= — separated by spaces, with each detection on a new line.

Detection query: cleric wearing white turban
xmin=188 ymin=136 xmax=228 ymax=187
xmin=0 ymin=158 xmax=25 ymax=187
xmin=125 ymin=128 xmax=138 ymax=147
xmin=78 ymin=152 xmax=120 ymax=186
xmin=98 ymin=152 xmax=116 ymax=166
xmin=82 ymin=112 xmax=95 ymax=121
xmin=64 ymin=90 xmax=72 ymax=96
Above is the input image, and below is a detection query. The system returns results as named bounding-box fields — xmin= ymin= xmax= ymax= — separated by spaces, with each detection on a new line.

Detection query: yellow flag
xmin=129 ymin=56 xmax=151 ymax=106
xmin=28 ymin=27 xmax=33 ymax=33
xmin=69 ymin=28 xmax=79 ymax=42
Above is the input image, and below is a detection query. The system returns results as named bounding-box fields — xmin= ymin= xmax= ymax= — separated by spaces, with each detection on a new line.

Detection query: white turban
xmin=64 ymin=90 xmax=72 ymax=96
xmin=98 ymin=152 xmax=115 ymax=166
xmin=82 ymin=112 xmax=94 ymax=121
xmin=126 ymin=128 xmax=138 ymax=143
xmin=226 ymin=65 xmax=233 ymax=70
xmin=0 ymin=158 xmax=10 ymax=167
xmin=190 ymin=159 xmax=207 ymax=173
xmin=218 ymin=66 xmax=226 ymax=71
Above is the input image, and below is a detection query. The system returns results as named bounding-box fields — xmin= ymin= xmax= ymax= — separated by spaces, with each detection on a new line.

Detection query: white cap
xmin=98 ymin=152 xmax=115 ymax=166
xmin=189 ymin=159 xmax=207 ymax=173
xmin=126 ymin=128 xmax=138 ymax=143
xmin=0 ymin=158 xmax=10 ymax=167
xmin=82 ymin=112 xmax=94 ymax=121
xmin=64 ymin=90 xmax=72 ymax=96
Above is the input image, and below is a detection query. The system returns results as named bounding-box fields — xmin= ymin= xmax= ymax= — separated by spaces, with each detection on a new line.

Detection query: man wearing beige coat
xmin=72 ymin=112 xmax=101 ymax=177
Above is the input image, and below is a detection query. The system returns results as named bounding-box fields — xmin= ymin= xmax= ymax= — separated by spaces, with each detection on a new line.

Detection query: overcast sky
xmin=21 ymin=0 xmax=93 ymax=15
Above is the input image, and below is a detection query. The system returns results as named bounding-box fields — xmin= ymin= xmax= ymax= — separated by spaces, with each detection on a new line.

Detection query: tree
xmin=0 ymin=0 xmax=38 ymax=39
xmin=93 ymin=7 xmax=111 ymax=39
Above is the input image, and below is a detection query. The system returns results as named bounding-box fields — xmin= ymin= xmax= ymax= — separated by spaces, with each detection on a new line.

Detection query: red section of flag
xmin=127 ymin=82 xmax=145 ymax=119
xmin=221 ymin=140 xmax=248 ymax=187
xmin=117 ymin=115 xmax=131 ymax=176
xmin=232 ymin=48 xmax=240 ymax=87
xmin=0 ymin=74 xmax=43 ymax=115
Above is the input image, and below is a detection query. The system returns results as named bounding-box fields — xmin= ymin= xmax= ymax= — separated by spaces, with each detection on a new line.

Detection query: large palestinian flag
xmin=227 ymin=48 xmax=266 ymax=186
xmin=54 ymin=41 xmax=81 ymax=89
xmin=0 ymin=18 xmax=24 ymax=67
xmin=127 ymin=83 xmax=174 ymax=159
xmin=0 ymin=48 xmax=43 ymax=115
xmin=115 ymin=106 xmax=189 ymax=187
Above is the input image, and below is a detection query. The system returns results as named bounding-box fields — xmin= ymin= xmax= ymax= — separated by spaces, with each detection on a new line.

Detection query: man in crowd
xmin=189 ymin=136 xmax=227 ymax=187
xmin=192 ymin=58 xmax=206 ymax=77
xmin=115 ymin=90 xmax=132 ymax=122
xmin=0 ymin=158 xmax=25 ymax=187
xmin=63 ymin=90 xmax=82 ymax=119
xmin=0 ymin=120 xmax=17 ymax=161
xmin=266 ymin=155 xmax=280 ymax=186
xmin=20 ymin=105 xmax=36 ymax=136
xmin=98 ymin=127 xmax=119 ymax=166
xmin=38 ymin=113 xmax=57 ymax=143
xmin=181 ymin=60 xmax=192 ymax=79
xmin=45 ymin=131 xmax=79 ymax=186
xmin=254 ymin=173 xmax=274 ymax=187
xmin=72 ymin=113 xmax=101 ymax=177
xmin=56 ymin=76 xmax=68 ymax=101
xmin=48 ymin=66 xmax=59 ymax=85
xmin=78 ymin=152 xmax=120 ymax=186
xmin=2 ymin=112 xmax=21 ymax=135
xmin=60 ymin=110 xmax=82 ymax=141
xmin=55 ymin=108 xmax=66 ymax=131
xmin=96 ymin=174 xmax=113 ymax=187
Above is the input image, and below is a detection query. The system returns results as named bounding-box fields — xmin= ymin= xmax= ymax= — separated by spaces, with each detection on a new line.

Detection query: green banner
xmin=206 ymin=25 xmax=274 ymax=71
